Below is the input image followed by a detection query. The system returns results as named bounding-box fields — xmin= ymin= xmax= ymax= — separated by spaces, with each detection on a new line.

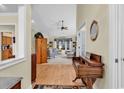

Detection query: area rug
xmin=34 ymin=84 xmax=85 ymax=89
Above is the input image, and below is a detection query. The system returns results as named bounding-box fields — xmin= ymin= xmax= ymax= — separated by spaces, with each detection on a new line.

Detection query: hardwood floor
xmin=35 ymin=63 xmax=84 ymax=87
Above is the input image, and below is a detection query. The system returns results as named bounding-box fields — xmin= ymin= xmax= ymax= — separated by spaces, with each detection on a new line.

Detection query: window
xmin=55 ymin=38 xmax=73 ymax=50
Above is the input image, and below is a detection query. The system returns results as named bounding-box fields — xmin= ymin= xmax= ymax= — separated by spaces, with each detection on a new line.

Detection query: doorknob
xmin=115 ymin=58 xmax=118 ymax=63
xmin=121 ymin=58 xmax=124 ymax=61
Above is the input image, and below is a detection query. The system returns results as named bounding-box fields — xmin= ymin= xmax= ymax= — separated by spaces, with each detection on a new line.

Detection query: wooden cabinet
xmin=36 ymin=38 xmax=47 ymax=64
xmin=36 ymin=39 xmax=41 ymax=64
xmin=1 ymin=34 xmax=13 ymax=60
xmin=2 ymin=48 xmax=13 ymax=60
xmin=7 ymin=37 xmax=12 ymax=45
xmin=2 ymin=37 xmax=6 ymax=45
xmin=41 ymin=38 xmax=47 ymax=63
xmin=2 ymin=36 xmax=12 ymax=45
xmin=31 ymin=54 xmax=36 ymax=83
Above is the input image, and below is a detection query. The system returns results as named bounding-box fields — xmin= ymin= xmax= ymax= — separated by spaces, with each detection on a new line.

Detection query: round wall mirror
xmin=90 ymin=20 xmax=99 ymax=41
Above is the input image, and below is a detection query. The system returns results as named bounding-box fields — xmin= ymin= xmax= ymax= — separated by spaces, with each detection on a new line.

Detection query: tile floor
xmin=47 ymin=55 xmax=72 ymax=64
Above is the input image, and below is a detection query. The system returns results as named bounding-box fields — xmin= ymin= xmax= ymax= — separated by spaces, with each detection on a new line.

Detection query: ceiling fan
xmin=57 ymin=20 xmax=68 ymax=31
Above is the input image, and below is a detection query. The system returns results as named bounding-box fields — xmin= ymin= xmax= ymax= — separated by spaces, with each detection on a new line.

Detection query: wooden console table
xmin=72 ymin=53 xmax=104 ymax=89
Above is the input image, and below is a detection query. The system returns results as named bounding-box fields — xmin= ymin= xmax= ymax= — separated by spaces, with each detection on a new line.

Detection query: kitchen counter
xmin=0 ymin=77 xmax=23 ymax=89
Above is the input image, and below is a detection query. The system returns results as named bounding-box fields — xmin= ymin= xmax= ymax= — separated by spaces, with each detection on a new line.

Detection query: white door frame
xmin=109 ymin=4 xmax=123 ymax=89
xmin=109 ymin=4 xmax=119 ymax=89
xmin=80 ymin=27 xmax=86 ymax=57
xmin=76 ymin=24 xmax=86 ymax=57
xmin=117 ymin=4 xmax=124 ymax=88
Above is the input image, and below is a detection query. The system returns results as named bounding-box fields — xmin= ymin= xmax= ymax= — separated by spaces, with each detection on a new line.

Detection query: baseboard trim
xmin=27 ymin=84 xmax=32 ymax=89
xmin=93 ymin=84 xmax=97 ymax=89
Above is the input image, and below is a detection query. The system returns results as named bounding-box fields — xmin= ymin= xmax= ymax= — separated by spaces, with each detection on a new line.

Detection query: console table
xmin=72 ymin=52 xmax=104 ymax=89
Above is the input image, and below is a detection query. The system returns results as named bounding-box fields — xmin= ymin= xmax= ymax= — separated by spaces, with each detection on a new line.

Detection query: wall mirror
xmin=0 ymin=25 xmax=16 ymax=61
xmin=90 ymin=20 xmax=99 ymax=41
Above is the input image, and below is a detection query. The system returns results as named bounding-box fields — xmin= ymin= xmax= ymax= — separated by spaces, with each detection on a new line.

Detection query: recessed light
xmin=32 ymin=19 xmax=35 ymax=24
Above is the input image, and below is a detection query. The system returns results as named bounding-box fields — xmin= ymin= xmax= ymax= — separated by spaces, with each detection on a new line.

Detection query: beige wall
xmin=77 ymin=5 xmax=109 ymax=88
xmin=0 ymin=5 xmax=32 ymax=89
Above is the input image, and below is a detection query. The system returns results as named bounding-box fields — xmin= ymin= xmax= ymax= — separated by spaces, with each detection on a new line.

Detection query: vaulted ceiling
xmin=32 ymin=4 xmax=76 ymax=38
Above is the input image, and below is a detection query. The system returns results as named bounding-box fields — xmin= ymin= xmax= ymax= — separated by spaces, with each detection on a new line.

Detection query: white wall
xmin=77 ymin=5 xmax=109 ymax=88
xmin=0 ymin=5 xmax=32 ymax=89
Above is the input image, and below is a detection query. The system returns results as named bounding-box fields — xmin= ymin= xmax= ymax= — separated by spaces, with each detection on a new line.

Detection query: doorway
xmin=76 ymin=24 xmax=86 ymax=57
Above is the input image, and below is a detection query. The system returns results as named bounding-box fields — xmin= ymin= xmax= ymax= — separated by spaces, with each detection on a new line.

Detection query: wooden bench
xmin=72 ymin=52 xmax=104 ymax=89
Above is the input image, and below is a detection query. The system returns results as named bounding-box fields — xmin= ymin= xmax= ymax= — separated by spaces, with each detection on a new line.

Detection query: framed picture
xmin=90 ymin=20 xmax=99 ymax=41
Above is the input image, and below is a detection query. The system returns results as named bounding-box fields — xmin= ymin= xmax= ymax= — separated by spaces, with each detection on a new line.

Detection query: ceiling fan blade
xmin=56 ymin=20 xmax=68 ymax=31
